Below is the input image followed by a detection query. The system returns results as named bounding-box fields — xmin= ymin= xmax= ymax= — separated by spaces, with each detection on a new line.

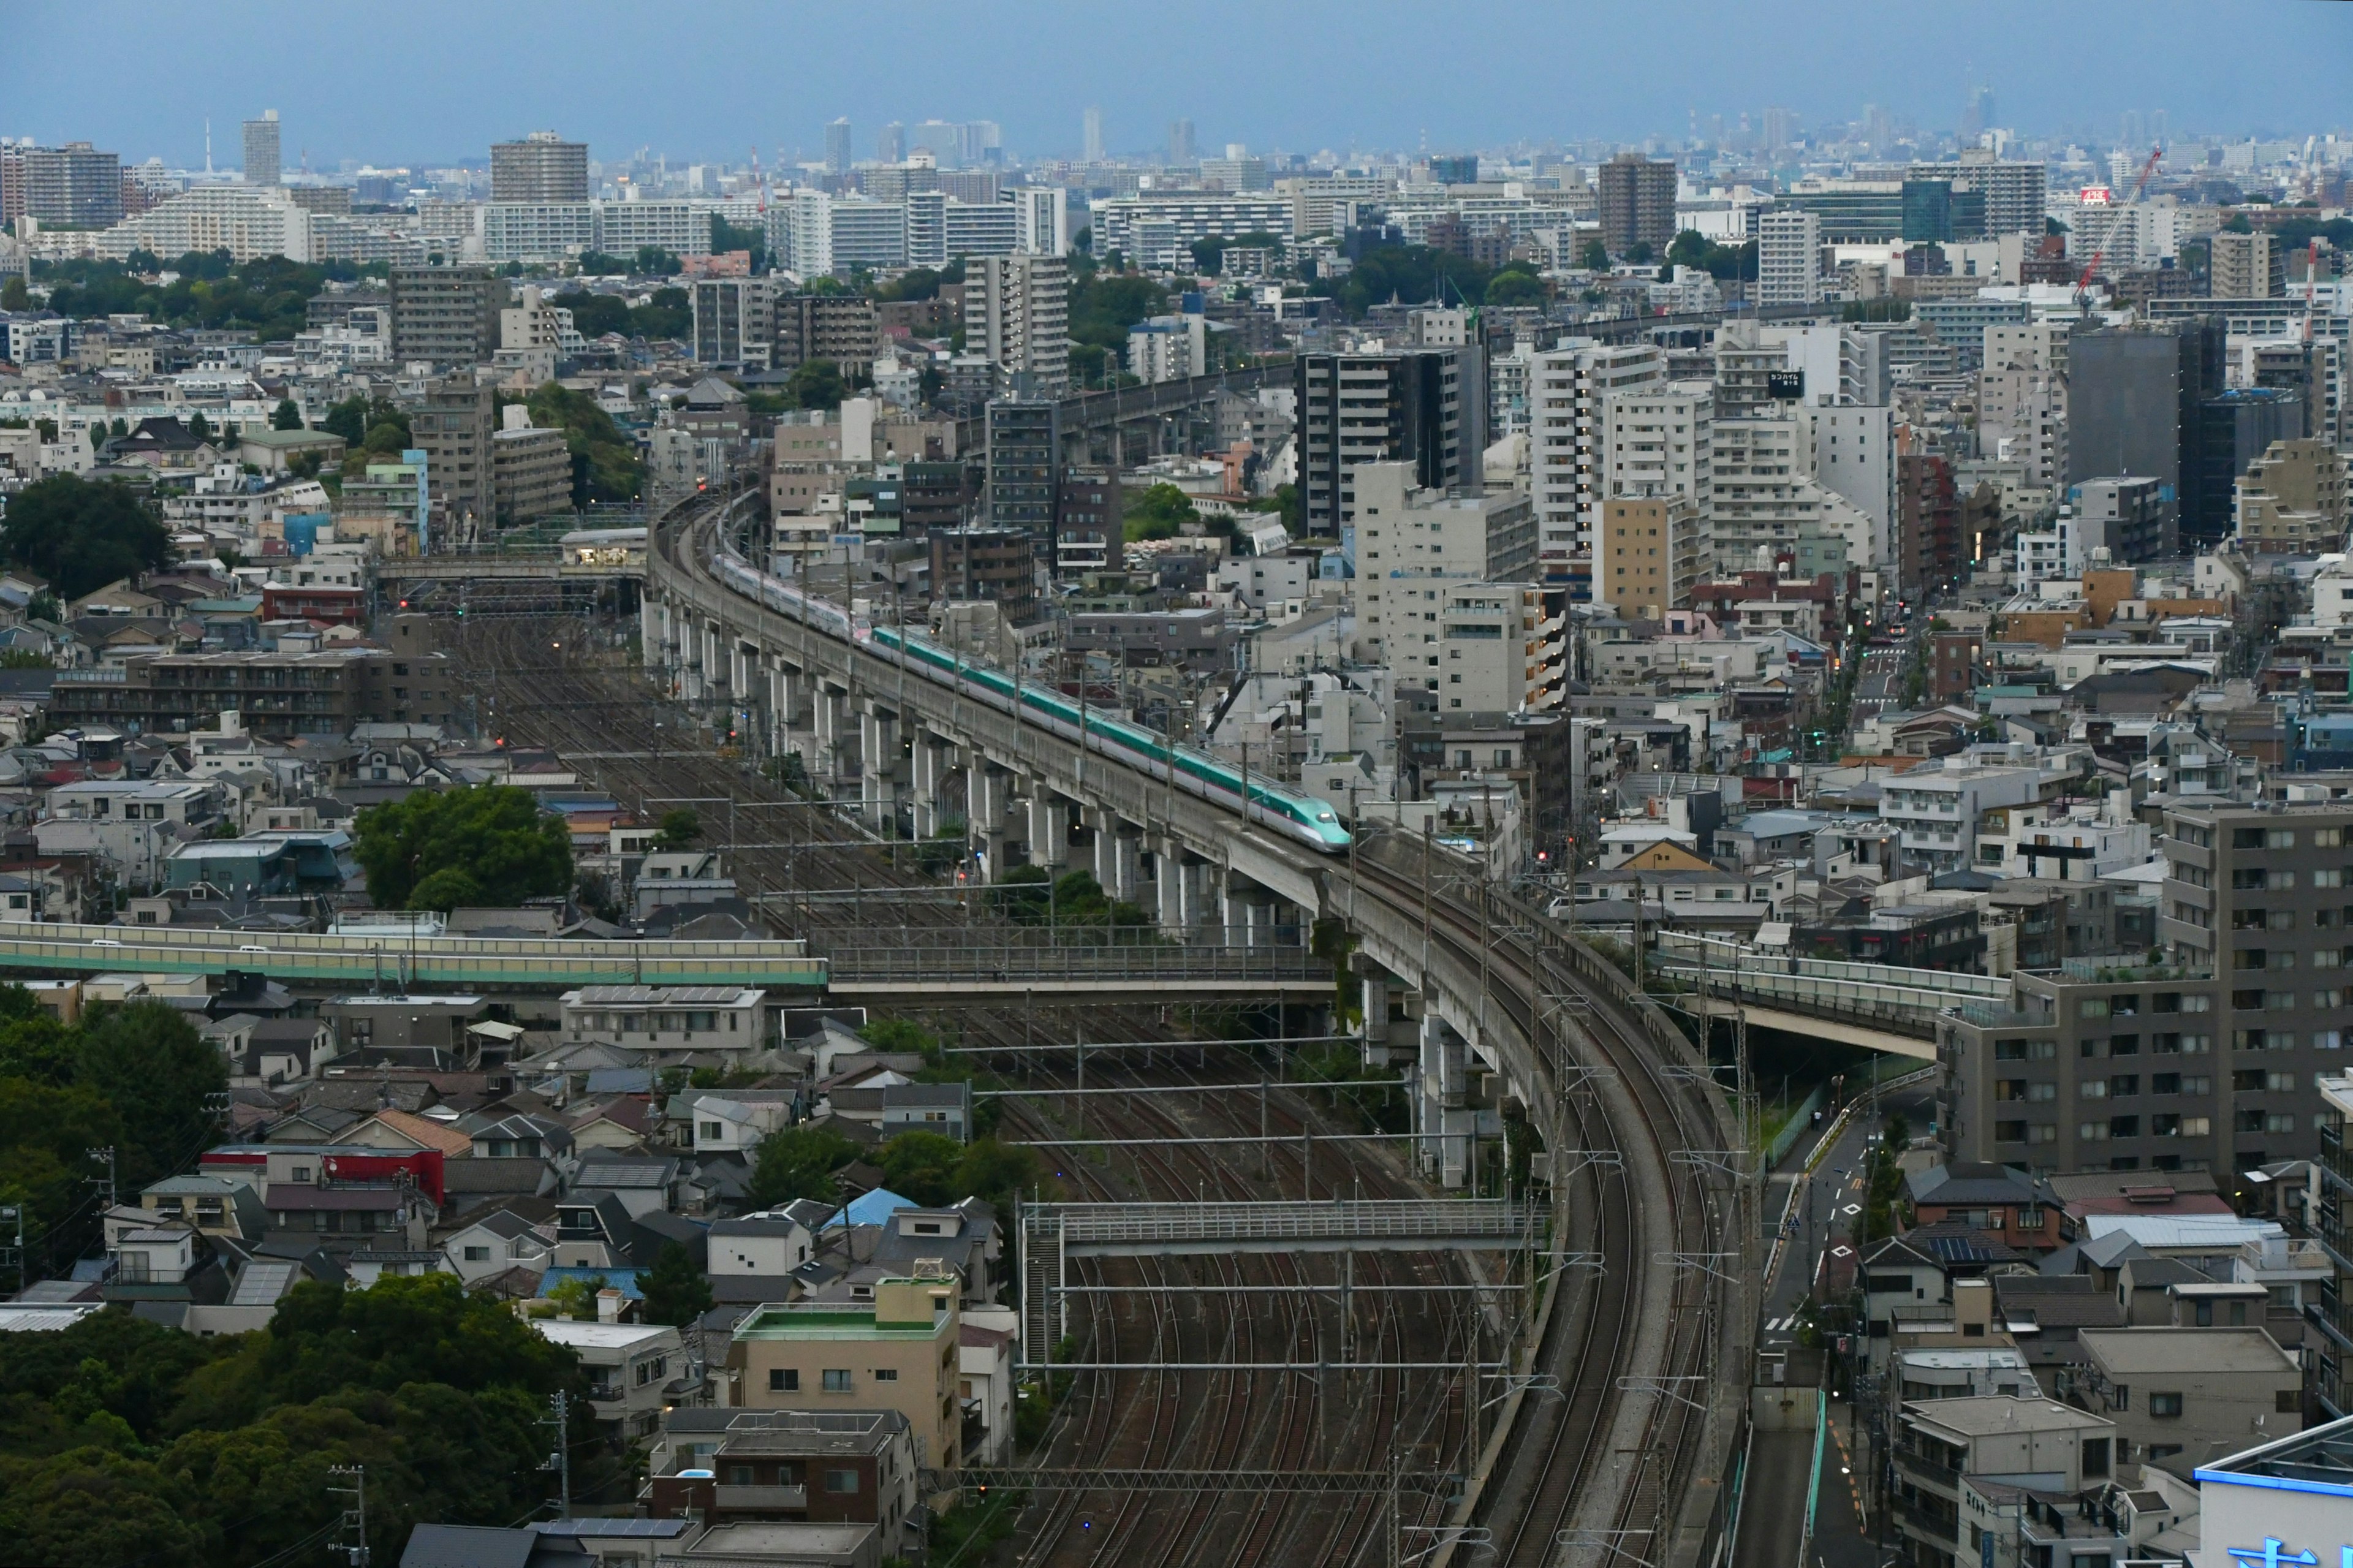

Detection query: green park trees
xmin=351 ymin=786 xmax=573 ymax=912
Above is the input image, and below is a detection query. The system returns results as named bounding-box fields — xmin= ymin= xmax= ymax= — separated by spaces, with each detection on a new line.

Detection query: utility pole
xmin=87 ymin=1146 xmax=116 ymax=1213
xmin=327 ymin=1465 xmax=369 ymax=1567
xmin=0 ymin=1204 xmax=23 ymax=1296
xmin=544 ymin=1391 xmax=572 ymax=1518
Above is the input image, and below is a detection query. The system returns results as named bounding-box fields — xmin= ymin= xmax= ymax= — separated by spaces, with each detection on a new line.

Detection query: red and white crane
xmin=2075 ymin=143 xmax=2164 ymax=311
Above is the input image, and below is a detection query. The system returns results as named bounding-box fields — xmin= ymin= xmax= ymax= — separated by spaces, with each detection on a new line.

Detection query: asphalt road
xmin=1847 ymin=647 xmax=1906 ymax=726
xmin=1749 ymin=1074 xmax=1940 ymax=1568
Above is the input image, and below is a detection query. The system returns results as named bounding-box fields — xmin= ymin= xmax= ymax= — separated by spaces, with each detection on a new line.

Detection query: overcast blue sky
xmin=7 ymin=0 xmax=2347 ymax=170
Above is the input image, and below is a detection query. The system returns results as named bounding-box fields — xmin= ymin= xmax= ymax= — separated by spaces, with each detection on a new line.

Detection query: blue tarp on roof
xmin=585 ymin=1069 xmax=655 ymax=1094
xmin=826 ymin=1187 xmax=917 ymax=1229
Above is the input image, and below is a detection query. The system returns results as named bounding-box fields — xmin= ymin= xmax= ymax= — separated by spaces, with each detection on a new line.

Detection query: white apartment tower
xmin=1012 ymin=186 xmax=1070 ymax=257
xmin=1979 ymin=323 xmax=2069 ymax=490
xmin=1601 ymin=380 xmax=1715 ymax=520
xmin=969 ymin=255 xmax=1070 ymax=393
xmin=1530 ymin=340 xmax=1667 ymax=578
xmin=1756 ymin=209 xmax=1821 ymax=306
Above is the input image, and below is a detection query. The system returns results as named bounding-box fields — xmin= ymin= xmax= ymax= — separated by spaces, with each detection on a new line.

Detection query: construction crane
xmin=2075 ymin=143 xmax=2164 ymax=311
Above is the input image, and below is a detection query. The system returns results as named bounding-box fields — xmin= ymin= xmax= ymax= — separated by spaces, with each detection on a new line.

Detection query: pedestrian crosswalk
xmin=1762 ymin=1314 xmax=1799 ymax=1333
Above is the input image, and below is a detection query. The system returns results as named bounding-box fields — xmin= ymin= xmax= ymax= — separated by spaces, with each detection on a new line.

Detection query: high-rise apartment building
xmin=691 ymin=277 xmax=775 ymax=369
xmin=410 ymin=378 xmax=498 ymax=531
xmin=2210 ymin=231 xmax=2283 ymax=300
xmin=1295 ymin=349 xmax=1482 ymax=537
xmin=824 ymin=119 xmax=853 ymax=176
xmin=1530 ymin=341 xmax=1667 ymax=577
xmin=1908 ymin=153 xmax=2047 ymax=237
xmin=1011 ymin=186 xmax=1070 ymax=257
xmin=877 ymin=122 xmax=906 ymax=164
xmin=16 ymin=142 xmax=121 ymax=228
xmin=772 ymin=292 xmax=881 ymax=372
xmin=491 ymin=404 xmax=572 ymax=526
xmin=983 ymin=396 xmax=1063 ymax=568
xmin=1980 ymin=323 xmax=2071 ymax=490
xmin=1352 ymin=461 xmax=1537 ymax=669
xmin=490 ymin=132 xmax=589 ymax=204
xmin=966 ymin=255 xmax=1069 ymax=394
xmin=242 ymin=111 xmax=280 ymax=186
xmin=1950 ymin=798 xmax=2353 ymax=1180
xmin=1802 ymin=404 xmax=1897 ymax=566
xmin=2234 ymin=437 xmax=2347 ymax=553
xmin=1597 ymin=152 xmax=1676 ymax=258
xmin=1601 ymin=380 xmax=1715 ymax=520
xmin=1708 ymin=415 xmax=1826 ymax=566
xmin=1169 ymin=119 xmax=1197 ymax=165
xmin=1597 ymin=494 xmax=1708 ymax=621
xmin=389 ymin=265 xmax=502 ymax=368
xmin=1082 ymin=107 xmax=1105 ymax=164
xmin=1755 ymin=209 xmax=1821 ymax=306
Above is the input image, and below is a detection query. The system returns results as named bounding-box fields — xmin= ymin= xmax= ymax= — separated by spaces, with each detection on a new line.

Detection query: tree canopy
xmin=1123 ymin=482 xmax=1199 ymax=542
xmin=0 ymin=988 xmax=225 ymax=1278
xmin=0 ymin=1274 xmax=604 ymax=1567
xmin=521 ymin=381 xmax=642 ymax=504
xmin=35 ymin=252 xmax=377 ymax=343
xmin=746 ymin=1125 xmax=859 ymax=1208
xmin=352 ymin=786 xmax=574 ymax=911
xmin=1664 ymin=229 xmax=1759 ymax=281
xmin=639 ymin=1241 xmax=715 ymax=1327
xmin=785 ymin=357 xmax=846 ymax=411
xmin=0 ymin=473 xmax=173 ymax=600
xmin=269 ymin=398 xmax=303 ymax=431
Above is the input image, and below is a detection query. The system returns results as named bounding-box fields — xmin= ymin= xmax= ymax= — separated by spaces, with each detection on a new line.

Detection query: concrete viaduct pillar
xmin=1025 ymin=789 xmax=1069 ymax=871
xmin=858 ymin=705 xmax=901 ymax=827
xmin=966 ymin=763 xmax=1013 ymax=883
xmin=909 ymin=732 xmax=952 ymax=839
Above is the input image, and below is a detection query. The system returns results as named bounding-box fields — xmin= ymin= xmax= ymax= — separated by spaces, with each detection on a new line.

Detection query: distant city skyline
xmin=6 ymin=0 xmax=2345 ymax=172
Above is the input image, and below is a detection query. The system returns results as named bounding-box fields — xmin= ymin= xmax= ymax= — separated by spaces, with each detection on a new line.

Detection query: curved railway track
xmin=623 ymin=485 xmax=1746 ymax=1562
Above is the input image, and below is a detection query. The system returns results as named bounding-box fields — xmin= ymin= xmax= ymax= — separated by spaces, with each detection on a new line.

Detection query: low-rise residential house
xmin=711 ymin=1211 xmax=820 ymax=1278
xmin=262 ymin=1180 xmax=430 ymax=1254
xmin=2069 ymin=1326 xmax=2302 ymax=1465
xmin=644 ymin=1408 xmax=920 ymax=1555
xmin=532 ymin=1316 xmax=686 ymax=1443
xmin=561 ymin=985 xmax=770 ymax=1056
xmin=320 ymin=994 xmax=490 ymax=1068
xmin=724 ymin=1273 xmax=965 ymax=1472
xmin=140 ymin=1175 xmax=268 ymax=1243
xmin=34 ymin=779 xmax=222 ymax=885
xmin=1890 ymin=1395 xmax=2118 ymax=1568
xmin=1908 ymin=1163 xmax=2058 ymax=1253
xmin=958 ymin=1316 xmax=1016 ymax=1464
xmin=442 ymin=1207 xmax=556 ymax=1284
xmin=680 ymin=1090 xmax=795 ymax=1155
